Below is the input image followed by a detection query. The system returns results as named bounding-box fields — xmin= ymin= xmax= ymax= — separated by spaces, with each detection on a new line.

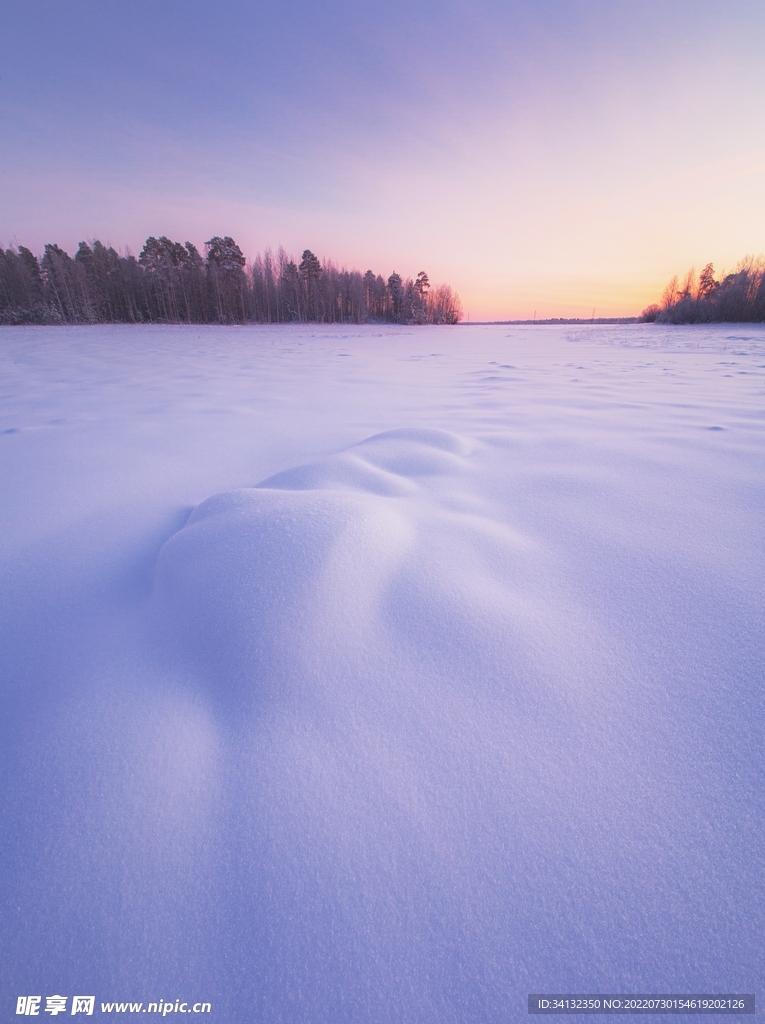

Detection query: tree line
xmin=641 ymin=256 xmax=765 ymax=323
xmin=0 ymin=235 xmax=463 ymax=326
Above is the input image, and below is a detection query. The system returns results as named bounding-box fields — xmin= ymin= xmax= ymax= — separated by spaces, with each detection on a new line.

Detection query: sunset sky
xmin=2 ymin=0 xmax=764 ymax=320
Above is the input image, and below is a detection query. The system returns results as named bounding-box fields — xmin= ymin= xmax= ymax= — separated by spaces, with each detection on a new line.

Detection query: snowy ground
xmin=1 ymin=323 xmax=763 ymax=1022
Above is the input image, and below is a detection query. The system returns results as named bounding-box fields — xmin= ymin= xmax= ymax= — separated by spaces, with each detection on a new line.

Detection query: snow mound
xmin=258 ymin=427 xmax=473 ymax=494
xmin=152 ymin=428 xmax=542 ymax=712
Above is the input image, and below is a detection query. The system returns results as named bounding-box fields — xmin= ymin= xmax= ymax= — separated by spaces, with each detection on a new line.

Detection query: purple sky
xmin=2 ymin=0 xmax=764 ymax=319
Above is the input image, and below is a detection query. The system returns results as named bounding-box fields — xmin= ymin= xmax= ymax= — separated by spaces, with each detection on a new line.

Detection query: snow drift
xmin=152 ymin=428 xmax=544 ymax=707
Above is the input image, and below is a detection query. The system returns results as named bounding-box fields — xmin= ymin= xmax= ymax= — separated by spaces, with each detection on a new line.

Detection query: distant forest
xmin=0 ymin=236 xmax=463 ymax=327
xmin=642 ymin=256 xmax=765 ymax=323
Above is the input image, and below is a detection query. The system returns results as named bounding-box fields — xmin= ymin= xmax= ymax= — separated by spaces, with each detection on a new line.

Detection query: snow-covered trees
xmin=298 ymin=250 xmax=322 ymax=320
xmin=205 ymin=237 xmax=247 ymax=323
xmin=0 ymin=246 xmax=44 ymax=322
xmin=0 ymin=236 xmax=463 ymax=326
xmin=135 ymin=237 xmax=208 ymax=323
xmin=642 ymin=256 xmax=765 ymax=323
xmin=698 ymin=263 xmax=716 ymax=299
xmin=387 ymin=272 xmax=404 ymax=322
xmin=363 ymin=271 xmax=387 ymax=320
xmin=428 ymin=284 xmax=463 ymax=325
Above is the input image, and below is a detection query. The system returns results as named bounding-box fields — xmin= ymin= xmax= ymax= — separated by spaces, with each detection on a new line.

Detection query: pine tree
xmin=387 ymin=272 xmax=404 ymax=322
xmin=205 ymin=237 xmax=247 ymax=323
xmin=299 ymin=250 xmax=322 ymax=321
xmin=280 ymin=260 xmax=301 ymax=321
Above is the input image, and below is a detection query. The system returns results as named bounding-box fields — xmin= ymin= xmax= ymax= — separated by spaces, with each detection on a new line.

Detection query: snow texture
xmin=0 ymin=323 xmax=763 ymax=1022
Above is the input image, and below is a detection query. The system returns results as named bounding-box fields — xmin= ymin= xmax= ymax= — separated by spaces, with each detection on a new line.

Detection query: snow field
xmin=0 ymin=323 xmax=763 ymax=1023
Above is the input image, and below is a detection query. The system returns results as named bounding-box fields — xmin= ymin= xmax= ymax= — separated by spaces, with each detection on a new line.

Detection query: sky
xmin=1 ymin=0 xmax=764 ymax=320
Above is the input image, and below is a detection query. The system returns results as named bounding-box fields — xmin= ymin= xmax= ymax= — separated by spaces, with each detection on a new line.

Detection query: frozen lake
xmin=1 ymin=323 xmax=763 ymax=1021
